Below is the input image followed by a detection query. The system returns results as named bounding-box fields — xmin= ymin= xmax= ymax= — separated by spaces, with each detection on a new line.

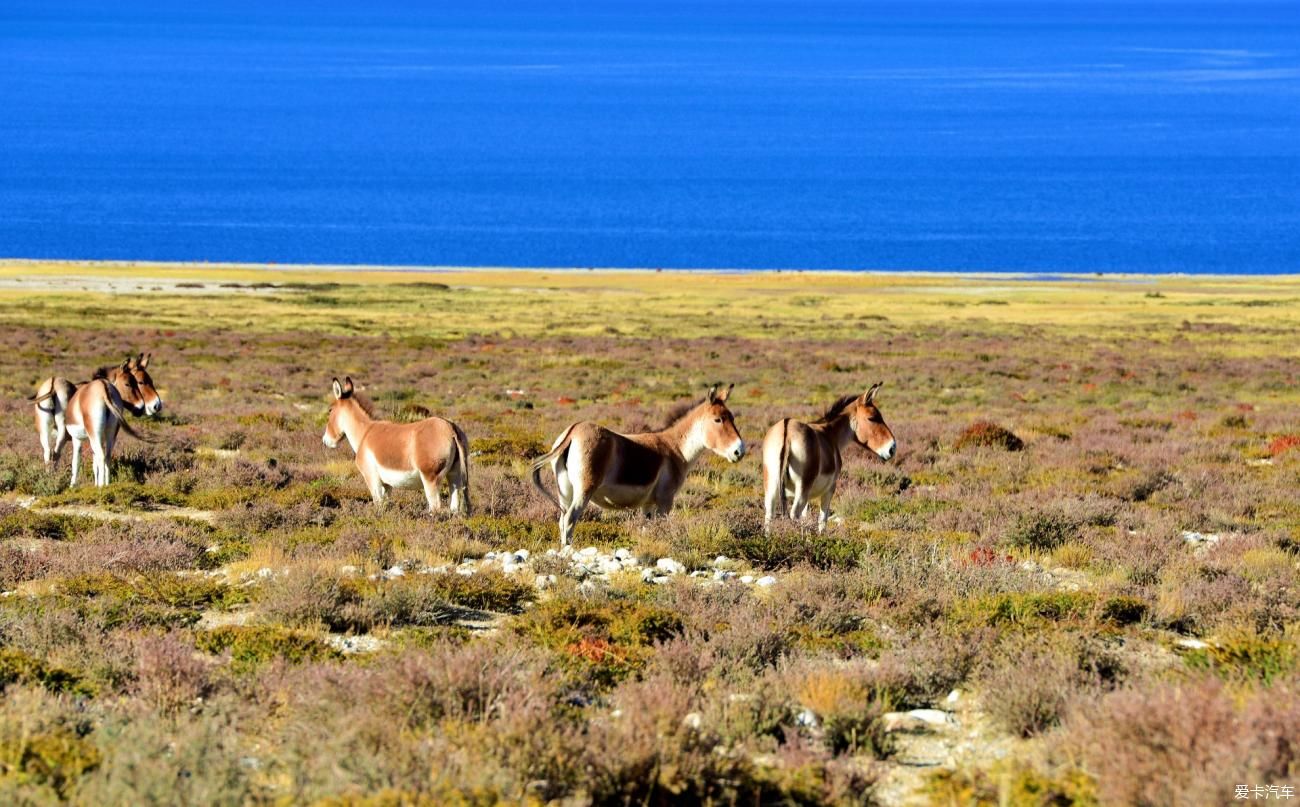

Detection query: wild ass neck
xmin=337 ymin=402 xmax=375 ymax=453
xmin=825 ymin=413 xmax=858 ymax=453
xmin=664 ymin=413 xmax=711 ymax=465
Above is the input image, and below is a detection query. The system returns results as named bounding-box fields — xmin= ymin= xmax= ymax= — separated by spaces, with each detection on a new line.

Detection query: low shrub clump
xmin=954 ymin=421 xmax=1024 ymax=452
xmin=196 ymin=625 xmax=341 ymax=674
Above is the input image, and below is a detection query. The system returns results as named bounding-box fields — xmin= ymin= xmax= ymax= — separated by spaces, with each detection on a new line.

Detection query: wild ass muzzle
xmin=31 ymin=354 xmax=160 ymax=468
xmin=761 ymin=382 xmax=896 ymax=532
xmin=530 ymin=383 xmax=746 ymax=546
xmin=323 ymin=377 xmax=470 ymax=514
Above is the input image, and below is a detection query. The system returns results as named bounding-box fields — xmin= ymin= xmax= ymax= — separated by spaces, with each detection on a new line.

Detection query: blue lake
xmin=2 ymin=1 xmax=1298 ymax=272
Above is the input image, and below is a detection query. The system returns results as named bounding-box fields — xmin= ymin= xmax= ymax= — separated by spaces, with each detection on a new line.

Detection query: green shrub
xmin=1183 ymin=631 xmax=1298 ymax=684
xmin=1005 ymin=510 xmax=1079 ymax=551
xmin=0 ymin=649 xmax=88 ymax=696
xmin=196 ymin=626 xmax=341 ymax=674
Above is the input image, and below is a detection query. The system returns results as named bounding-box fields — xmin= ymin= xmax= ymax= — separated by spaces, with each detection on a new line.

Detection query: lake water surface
xmin=2 ymin=1 xmax=1298 ymax=272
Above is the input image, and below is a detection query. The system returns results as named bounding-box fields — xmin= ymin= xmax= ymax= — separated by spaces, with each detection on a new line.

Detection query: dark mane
xmin=815 ymin=394 xmax=859 ymax=423
xmin=349 ymin=390 xmax=377 ymax=418
xmin=92 ymin=366 xmax=116 ymax=380
xmin=659 ymin=397 xmax=704 ymax=429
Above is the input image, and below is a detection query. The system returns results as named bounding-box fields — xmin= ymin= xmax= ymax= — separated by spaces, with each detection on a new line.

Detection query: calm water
xmin=2 ymin=1 xmax=1298 ymax=273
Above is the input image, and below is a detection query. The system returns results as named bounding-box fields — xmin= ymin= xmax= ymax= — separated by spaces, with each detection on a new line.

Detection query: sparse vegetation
xmin=0 ymin=264 xmax=1298 ymax=803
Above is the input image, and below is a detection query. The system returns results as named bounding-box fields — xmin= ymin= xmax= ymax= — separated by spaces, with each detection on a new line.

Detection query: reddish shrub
xmin=1267 ymin=434 xmax=1300 ymax=457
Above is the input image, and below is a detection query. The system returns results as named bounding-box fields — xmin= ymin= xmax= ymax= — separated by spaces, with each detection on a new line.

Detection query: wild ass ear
xmin=343 ymin=377 xmax=355 ymax=395
xmin=121 ymin=357 xmax=133 ymax=371
xmin=139 ymin=353 xmax=151 ymax=369
xmin=716 ymin=383 xmax=734 ymax=404
xmin=863 ymin=381 xmax=883 ymax=404
xmin=331 ymin=378 xmax=344 ymax=399
xmin=707 ymin=384 xmax=720 ymax=404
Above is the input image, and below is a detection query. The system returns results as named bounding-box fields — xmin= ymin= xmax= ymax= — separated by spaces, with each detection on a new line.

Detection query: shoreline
xmin=3 ymin=257 xmax=1298 ymax=283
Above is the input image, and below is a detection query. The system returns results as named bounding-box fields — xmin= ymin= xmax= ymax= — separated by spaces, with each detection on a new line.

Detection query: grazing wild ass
xmin=32 ymin=355 xmax=161 ymax=469
xmin=322 ymin=377 xmax=470 ymax=514
xmin=531 ymin=384 xmax=746 ymax=546
xmin=762 ymin=383 xmax=896 ymax=532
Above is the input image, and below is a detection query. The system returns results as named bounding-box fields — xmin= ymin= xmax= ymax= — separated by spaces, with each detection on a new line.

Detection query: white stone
xmin=514 ymin=548 xmax=530 ymax=560
xmin=656 ymin=558 xmax=685 ymax=575
xmin=755 ymin=576 xmax=777 ymax=588
xmin=456 ymin=567 xmax=476 ymax=576
xmin=946 ymin=689 xmax=961 ymax=705
xmin=579 ymin=546 xmax=599 ymax=557
xmin=614 ymin=548 xmax=633 ymax=560
xmin=714 ymin=569 xmax=736 ymax=582
xmin=907 ymin=709 xmax=957 ymax=726
xmin=1182 ymin=531 xmax=1221 ymax=547
xmin=339 ymin=565 xmax=359 ymax=574
xmin=1176 ymin=638 xmax=1210 ymax=650
xmin=326 ymin=634 xmax=385 ymax=654
xmin=485 ymin=551 xmax=498 ymax=560
xmin=795 ymin=708 xmax=818 ymax=728
xmin=740 ymin=575 xmax=755 ymax=585
xmin=714 ymin=555 xmax=730 ymax=567
xmin=600 ymin=558 xmax=622 ymax=575
xmin=682 ymin=712 xmax=703 ymax=730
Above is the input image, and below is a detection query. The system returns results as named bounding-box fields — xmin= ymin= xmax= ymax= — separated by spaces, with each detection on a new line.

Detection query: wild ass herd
xmin=31 ymin=358 xmax=897 ymax=545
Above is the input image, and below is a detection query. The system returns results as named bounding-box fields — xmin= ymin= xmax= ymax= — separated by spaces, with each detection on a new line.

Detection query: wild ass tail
xmin=30 ymin=378 xmax=67 ymax=415
xmin=452 ymin=424 xmax=471 ymax=515
xmin=777 ymin=418 xmax=791 ymax=518
xmin=30 ymin=384 xmax=56 ymax=412
xmin=529 ymin=422 xmax=579 ymax=512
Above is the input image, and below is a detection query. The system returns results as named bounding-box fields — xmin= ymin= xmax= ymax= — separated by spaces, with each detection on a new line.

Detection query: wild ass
xmin=32 ymin=355 xmax=161 ymax=468
xmin=30 ymin=367 xmax=149 ymax=487
xmin=531 ymin=384 xmax=746 ymax=546
xmin=322 ymin=377 xmax=470 ymax=514
xmin=761 ymin=383 xmax=896 ymax=532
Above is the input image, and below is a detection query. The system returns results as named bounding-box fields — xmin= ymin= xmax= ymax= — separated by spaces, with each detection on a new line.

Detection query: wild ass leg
xmin=788 ymin=475 xmax=809 ymax=523
xmin=763 ymin=465 xmax=782 ymax=531
xmin=51 ymin=411 xmax=69 ymax=466
xmin=447 ymin=462 xmax=469 ymax=515
xmin=90 ymin=443 xmax=107 ymax=487
xmin=100 ymin=422 xmax=120 ymax=488
xmin=420 ymin=468 xmax=444 ymax=513
xmin=555 ymin=464 xmax=592 ymax=547
xmin=37 ymin=410 xmax=53 ymax=465
xmin=559 ymin=495 xmax=588 ymax=547
xmin=69 ymin=437 xmax=83 ymax=486
xmin=360 ymin=465 xmax=387 ymax=506
xmin=817 ymin=483 xmax=836 ymax=533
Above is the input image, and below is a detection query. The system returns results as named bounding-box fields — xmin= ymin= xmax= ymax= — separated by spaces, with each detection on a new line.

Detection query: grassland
xmin=1 ymin=259 xmax=1298 ymax=805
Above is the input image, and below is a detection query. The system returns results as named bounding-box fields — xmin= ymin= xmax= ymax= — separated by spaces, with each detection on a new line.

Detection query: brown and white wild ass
xmin=761 ymin=383 xmax=896 ymax=532
xmin=32 ymin=355 xmax=161 ymax=469
xmin=530 ymin=384 xmax=746 ymax=546
xmin=322 ymin=377 xmax=470 ymax=514
xmin=30 ymin=364 xmax=150 ymax=487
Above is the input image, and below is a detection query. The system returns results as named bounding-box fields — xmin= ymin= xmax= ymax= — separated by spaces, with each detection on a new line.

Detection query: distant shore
xmin=3 ymin=257 xmax=1298 ymax=285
